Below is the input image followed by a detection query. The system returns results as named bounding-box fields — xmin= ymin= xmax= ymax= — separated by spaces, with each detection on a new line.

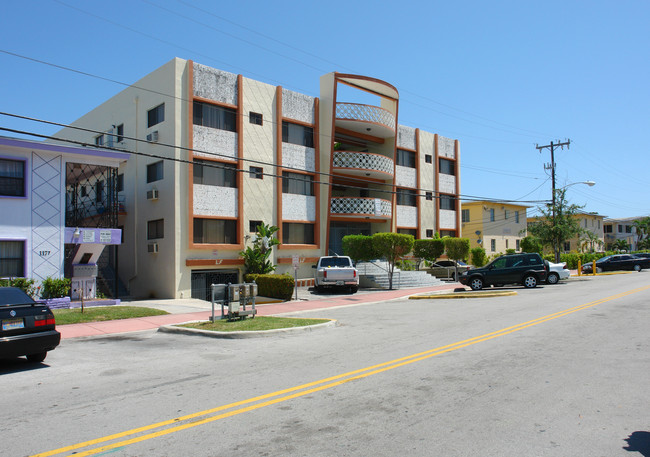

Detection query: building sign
xmin=83 ymin=230 xmax=96 ymax=242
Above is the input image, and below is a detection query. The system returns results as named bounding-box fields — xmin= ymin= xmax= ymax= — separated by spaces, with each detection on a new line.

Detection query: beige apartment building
xmin=53 ymin=58 xmax=461 ymax=299
xmin=527 ymin=211 xmax=606 ymax=254
xmin=461 ymin=201 xmax=529 ymax=254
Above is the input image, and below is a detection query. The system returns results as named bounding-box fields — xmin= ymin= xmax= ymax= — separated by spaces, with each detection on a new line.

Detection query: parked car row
xmin=581 ymin=254 xmax=650 ymax=273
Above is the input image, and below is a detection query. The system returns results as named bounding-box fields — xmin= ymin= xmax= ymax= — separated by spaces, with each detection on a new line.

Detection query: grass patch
xmin=179 ymin=316 xmax=331 ymax=332
xmin=53 ymin=306 xmax=169 ymax=325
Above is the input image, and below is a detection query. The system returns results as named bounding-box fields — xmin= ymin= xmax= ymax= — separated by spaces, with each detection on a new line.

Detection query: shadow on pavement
xmin=624 ymin=431 xmax=650 ymax=456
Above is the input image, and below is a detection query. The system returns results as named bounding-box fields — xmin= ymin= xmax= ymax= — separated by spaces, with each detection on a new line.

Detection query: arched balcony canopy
xmin=330 ymin=197 xmax=392 ymax=219
xmin=332 ymin=150 xmax=394 ymax=181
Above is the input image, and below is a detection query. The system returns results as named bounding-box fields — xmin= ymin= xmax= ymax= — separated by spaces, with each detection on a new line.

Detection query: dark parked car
xmin=459 ymin=253 xmax=548 ymax=290
xmin=581 ymin=254 xmax=650 ymax=273
xmin=0 ymin=287 xmax=60 ymax=362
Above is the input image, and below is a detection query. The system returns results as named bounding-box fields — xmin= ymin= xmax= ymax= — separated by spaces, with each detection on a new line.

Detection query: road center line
xmin=33 ymin=285 xmax=650 ymax=457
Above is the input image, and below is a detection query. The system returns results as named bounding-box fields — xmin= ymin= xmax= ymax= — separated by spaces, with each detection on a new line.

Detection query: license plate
xmin=336 ymin=281 xmax=344 ymax=286
xmin=2 ymin=318 xmax=24 ymax=331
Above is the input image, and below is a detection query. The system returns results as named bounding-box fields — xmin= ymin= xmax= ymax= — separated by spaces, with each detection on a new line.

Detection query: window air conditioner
xmin=148 ymin=242 xmax=159 ymax=253
xmin=146 ymin=189 xmax=159 ymax=200
xmin=146 ymin=131 xmax=159 ymax=143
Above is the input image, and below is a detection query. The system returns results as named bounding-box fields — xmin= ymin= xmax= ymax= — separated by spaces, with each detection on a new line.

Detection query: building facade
xmin=603 ymin=217 xmax=643 ymax=251
xmin=53 ymin=58 xmax=461 ymax=299
xmin=461 ymin=201 xmax=528 ymax=254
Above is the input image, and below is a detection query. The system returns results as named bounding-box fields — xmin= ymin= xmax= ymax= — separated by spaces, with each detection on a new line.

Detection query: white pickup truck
xmin=312 ymin=256 xmax=359 ymax=293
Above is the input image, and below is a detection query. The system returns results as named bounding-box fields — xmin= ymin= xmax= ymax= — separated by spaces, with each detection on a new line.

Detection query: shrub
xmin=413 ymin=238 xmax=445 ymax=264
xmin=505 ymin=249 xmax=516 ymax=255
xmin=40 ymin=277 xmax=71 ymax=299
xmin=0 ymin=277 xmax=37 ymax=298
xmin=342 ymin=235 xmax=378 ymax=262
xmin=244 ymin=273 xmax=294 ymax=301
xmin=470 ymin=247 xmax=487 ymax=267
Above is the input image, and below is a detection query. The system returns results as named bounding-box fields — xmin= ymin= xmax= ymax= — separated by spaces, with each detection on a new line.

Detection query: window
xmin=440 ymin=230 xmax=455 ymax=237
xmin=490 ymin=208 xmax=495 ymax=222
xmin=505 ymin=209 xmax=509 ymax=220
xmin=618 ymin=225 xmax=623 ymax=233
xmin=95 ymin=181 xmax=104 ymax=203
xmin=147 ymin=161 xmax=164 ymax=183
xmin=439 ymin=158 xmax=456 ymax=175
xmin=282 ymin=222 xmax=314 ymax=244
xmin=116 ymin=124 xmax=124 ymax=143
xmin=462 ymin=209 xmax=470 ymax=223
xmin=193 ymin=218 xmax=237 ymax=244
xmin=440 ymin=195 xmax=456 ymax=211
xmin=117 ymin=174 xmax=124 ymax=192
xmin=249 ymin=166 xmax=263 ymax=179
xmin=193 ymin=160 xmax=237 ymax=188
xmin=506 ymin=239 xmax=509 ymax=249
xmin=249 ymin=220 xmax=263 ymax=233
xmin=282 ymin=121 xmax=314 ymax=148
xmin=396 ymin=188 xmax=417 ymax=206
xmin=426 ymin=229 xmax=434 ymax=238
xmin=598 ymin=219 xmax=601 ymax=229
xmin=282 ymin=172 xmax=314 ymax=196
xmin=249 ymin=112 xmax=263 ymax=125
xmin=563 ymin=241 xmax=571 ymax=251
xmin=584 ymin=218 xmax=588 ymax=228
xmin=425 ymin=192 xmax=433 ymax=201
xmin=147 ymin=103 xmax=165 ymax=128
xmin=193 ymin=101 xmax=236 ymax=132
xmin=425 ymin=154 xmax=432 ymax=164
xmin=515 ymin=211 xmax=520 ymax=223
xmin=0 ymin=240 xmax=24 ymax=277
xmin=604 ymin=224 xmax=612 ymax=233
xmin=396 ymin=149 xmax=416 ymax=168
xmin=626 ymin=225 xmax=632 ymax=233
xmin=147 ymin=219 xmax=164 ymax=240
xmin=490 ymin=239 xmax=496 ymax=252
xmin=516 ymin=239 xmax=520 ymax=251
xmin=95 ymin=135 xmax=104 ymax=146
xmin=397 ymin=228 xmax=417 ymax=237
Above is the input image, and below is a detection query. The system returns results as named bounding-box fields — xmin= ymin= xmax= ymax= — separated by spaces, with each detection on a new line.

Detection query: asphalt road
xmin=3 ymin=273 xmax=650 ymax=457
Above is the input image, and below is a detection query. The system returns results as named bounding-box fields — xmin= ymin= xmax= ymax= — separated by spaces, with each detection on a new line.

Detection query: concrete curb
xmin=158 ymin=319 xmax=339 ymax=339
xmin=409 ymin=290 xmax=517 ymax=299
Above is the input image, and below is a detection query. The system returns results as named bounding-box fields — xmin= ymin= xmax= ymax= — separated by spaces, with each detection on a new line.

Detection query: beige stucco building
xmin=461 ymin=201 xmax=529 ymax=254
xmin=53 ymin=58 xmax=461 ymax=299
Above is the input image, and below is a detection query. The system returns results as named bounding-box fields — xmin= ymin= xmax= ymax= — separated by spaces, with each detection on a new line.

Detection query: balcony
xmin=332 ymin=151 xmax=394 ymax=181
xmin=330 ymin=197 xmax=392 ymax=219
xmin=335 ymin=103 xmax=396 ymax=138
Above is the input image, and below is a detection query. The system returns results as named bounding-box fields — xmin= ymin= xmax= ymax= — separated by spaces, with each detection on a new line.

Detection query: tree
xmin=372 ymin=232 xmax=414 ymax=290
xmin=633 ymin=217 xmax=650 ymax=250
xmin=444 ymin=237 xmax=471 ymax=280
xmin=413 ymin=236 xmax=445 ymax=269
xmin=342 ymin=234 xmax=377 ymax=263
xmin=527 ymin=189 xmax=584 ymax=262
xmin=613 ymin=239 xmax=629 ymax=252
xmin=470 ymin=246 xmax=487 ymax=267
xmin=579 ymin=230 xmax=601 ymax=253
xmin=520 ymin=236 xmax=543 ymax=254
xmin=239 ymin=222 xmax=280 ymax=275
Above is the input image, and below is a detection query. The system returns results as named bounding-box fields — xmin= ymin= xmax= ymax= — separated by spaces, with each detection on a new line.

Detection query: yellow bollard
xmin=592 ymin=260 xmax=597 ymax=275
xmin=577 ymin=260 xmax=582 ymax=276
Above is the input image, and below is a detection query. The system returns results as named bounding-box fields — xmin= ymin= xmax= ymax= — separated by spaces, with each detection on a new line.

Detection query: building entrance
xmin=328 ymin=222 xmax=371 ymax=256
xmin=191 ymin=270 xmax=239 ymax=301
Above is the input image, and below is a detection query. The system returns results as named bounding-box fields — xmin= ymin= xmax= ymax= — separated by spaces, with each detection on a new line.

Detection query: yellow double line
xmin=34 ymin=285 xmax=650 ymax=457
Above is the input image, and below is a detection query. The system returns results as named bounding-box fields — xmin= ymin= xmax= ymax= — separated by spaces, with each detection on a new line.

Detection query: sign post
xmin=292 ymin=254 xmax=300 ymax=301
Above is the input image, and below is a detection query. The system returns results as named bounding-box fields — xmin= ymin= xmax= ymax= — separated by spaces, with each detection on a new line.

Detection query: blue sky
xmin=1 ymin=0 xmax=648 ymax=219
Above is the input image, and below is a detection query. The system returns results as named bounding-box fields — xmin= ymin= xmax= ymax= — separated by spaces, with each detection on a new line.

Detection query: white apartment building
xmin=53 ymin=58 xmax=461 ymax=299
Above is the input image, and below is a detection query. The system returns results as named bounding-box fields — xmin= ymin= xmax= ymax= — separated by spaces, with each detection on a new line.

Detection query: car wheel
xmin=469 ymin=277 xmax=483 ymax=291
xmin=633 ymin=264 xmax=642 ymax=272
xmin=523 ymin=274 xmax=538 ymax=288
xmin=596 ymin=267 xmax=603 ymax=274
xmin=26 ymin=352 xmax=47 ymax=363
xmin=350 ymin=286 xmax=358 ymax=294
xmin=546 ymin=272 xmax=559 ymax=285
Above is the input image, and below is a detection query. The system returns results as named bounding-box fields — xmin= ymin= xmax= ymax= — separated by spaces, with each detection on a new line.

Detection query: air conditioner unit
xmin=146 ymin=131 xmax=159 ymax=143
xmin=146 ymin=189 xmax=159 ymax=200
xmin=148 ymin=242 xmax=159 ymax=253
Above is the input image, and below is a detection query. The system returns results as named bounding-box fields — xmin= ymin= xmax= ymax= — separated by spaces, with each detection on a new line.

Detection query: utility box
xmin=211 ymin=282 xmax=258 ymax=321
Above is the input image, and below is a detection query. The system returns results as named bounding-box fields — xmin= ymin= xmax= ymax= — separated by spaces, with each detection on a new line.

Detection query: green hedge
xmin=244 ymin=273 xmax=294 ymax=301
xmin=40 ymin=277 xmax=71 ymax=299
xmin=0 ymin=277 xmax=37 ymax=297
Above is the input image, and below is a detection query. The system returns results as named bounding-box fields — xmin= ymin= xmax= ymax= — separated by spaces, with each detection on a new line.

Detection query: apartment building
xmin=603 ymin=217 xmax=643 ymax=251
xmin=564 ymin=212 xmax=606 ymax=252
xmin=0 ymin=137 xmax=127 ymax=296
xmin=53 ymin=58 xmax=461 ymax=299
xmin=461 ymin=201 xmax=528 ymax=254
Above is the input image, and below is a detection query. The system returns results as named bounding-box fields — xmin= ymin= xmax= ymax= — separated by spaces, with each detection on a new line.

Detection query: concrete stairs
xmin=356 ymin=260 xmax=443 ymax=289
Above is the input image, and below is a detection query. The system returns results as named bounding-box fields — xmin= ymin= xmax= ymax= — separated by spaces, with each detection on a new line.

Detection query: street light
xmin=561 ymin=180 xmax=596 ymax=190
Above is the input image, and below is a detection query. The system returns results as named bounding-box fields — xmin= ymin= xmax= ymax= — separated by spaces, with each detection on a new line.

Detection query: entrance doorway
xmin=191 ymin=270 xmax=239 ymax=301
xmin=328 ymin=222 xmax=371 ymax=256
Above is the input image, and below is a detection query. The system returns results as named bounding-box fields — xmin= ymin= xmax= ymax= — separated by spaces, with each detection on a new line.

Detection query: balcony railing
xmin=333 ymin=151 xmax=394 ymax=178
xmin=330 ymin=197 xmax=392 ymax=218
xmin=336 ymin=103 xmax=396 ymax=131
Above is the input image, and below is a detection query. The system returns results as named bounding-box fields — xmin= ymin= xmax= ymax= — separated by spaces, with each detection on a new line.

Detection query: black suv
xmin=459 ymin=253 xmax=548 ymax=290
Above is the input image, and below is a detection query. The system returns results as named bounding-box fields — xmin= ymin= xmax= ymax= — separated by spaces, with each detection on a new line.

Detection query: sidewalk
xmin=58 ymin=283 xmax=461 ymax=339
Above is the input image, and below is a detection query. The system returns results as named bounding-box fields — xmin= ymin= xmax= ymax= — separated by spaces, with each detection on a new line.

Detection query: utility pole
xmin=536 ymin=139 xmax=570 ymax=262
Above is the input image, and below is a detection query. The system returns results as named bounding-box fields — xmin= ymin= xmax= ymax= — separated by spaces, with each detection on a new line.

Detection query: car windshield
xmin=597 ymin=255 xmax=612 ymax=263
xmin=320 ymin=258 xmax=351 ymax=267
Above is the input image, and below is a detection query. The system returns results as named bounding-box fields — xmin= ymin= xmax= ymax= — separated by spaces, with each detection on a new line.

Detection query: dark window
xmin=193 ymin=160 xmax=237 ymax=188
xmin=397 ymin=228 xmax=417 ymax=237
xmin=618 ymin=225 xmax=623 ymax=233
xmin=0 ymin=159 xmax=25 ymax=197
xmin=116 ymin=124 xmax=124 ymax=143
xmin=396 ymin=149 xmax=416 ymax=168
xmin=563 ymin=241 xmax=571 ymax=251
xmin=282 ymin=172 xmax=314 ymax=196
xmin=117 ymin=174 xmax=124 ymax=192
xmin=282 ymin=121 xmax=314 ymax=148
xmin=282 ymin=223 xmax=314 ymax=244
xmin=440 ymin=195 xmax=456 ymax=211
xmin=396 ymin=188 xmax=417 ymax=206
xmin=626 ymin=225 xmax=632 ymax=233
xmin=490 ymin=239 xmax=496 ymax=251
xmin=249 ymin=166 xmax=263 ymax=179
xmin=194 ymin=218 xmax=237 ymax=244
xmin=95 ymin=181 xmax=104 ymax=203
xmin=426 ymin=229 xmax=434 ymax=238
xmin=80 ymin=185 xmax=88 ymax=197
xmin=147 ymin=161 xmax=164 ymax=183
xmin=147 ymin=104 xmax=165 ymax=128
xmin=604 ymin=225 xmax=612 ymax=233
xmin=462 ymin=209 xmax=470 ymax=222
xmin=439 ymin=158 xmax=456 ymax=175
xmin=95 ymin=135 xmax=104 ymax=146
xmin=0 ymin=240 xmax=24 ymax=277
xmin=249 ymin=220 xmax=263 ymax=233
xmin=249 ymin=112 xmax=263 ymax=125
xmin=425 ymin=192 xmax=433 ymax=201
xmin=147 ymin=219 xmax=164 ymax=240
xmin=425 ymin=154 xmax=433 ymax=164
xmin=440 ymin=230 xmax=456 ymax=237
xmin=193 ymin=101 xmax=236 ymax=132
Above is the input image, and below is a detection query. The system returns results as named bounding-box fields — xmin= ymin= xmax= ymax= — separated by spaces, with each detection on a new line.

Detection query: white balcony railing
xmin=336 ymin=103 xmax=396 ymax=131
xmin=333 ymin=151 xmax=394 ymax=176
xmin=330 ymin=197 xmax=392 ymax=218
